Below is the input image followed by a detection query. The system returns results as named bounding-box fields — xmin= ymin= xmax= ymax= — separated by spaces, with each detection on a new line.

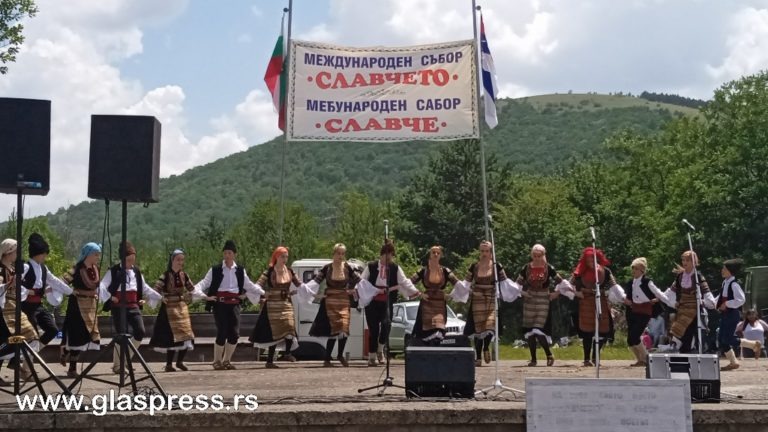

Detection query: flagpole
xmin=278 ymin=1 xmax=293 ymax=246
xmin=472 ymin=1 xmax=490 ymax=240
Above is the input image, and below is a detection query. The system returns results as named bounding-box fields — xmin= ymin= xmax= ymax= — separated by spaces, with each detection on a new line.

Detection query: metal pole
xmin=590 ymin=227 xmax=601 ymax=378
xmin=278 ymin=1 xmax=294 ymax=245
xmin=686 ymin=231 xmax=704 ymax=354
xmin=472 ymin=1 xmax=490 ymax=240
xmin=13 ymin=189 xmax=23 ymax=394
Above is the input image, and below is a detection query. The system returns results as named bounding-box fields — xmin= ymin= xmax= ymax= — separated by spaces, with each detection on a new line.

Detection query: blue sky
xmin=1 ymin=0 xmax=767 ymax=217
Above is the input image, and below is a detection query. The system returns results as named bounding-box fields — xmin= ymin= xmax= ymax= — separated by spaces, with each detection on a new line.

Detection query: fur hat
xmin=222 ymin=240 xmax=237 ymax=253
xmin=119 ymin=240 xmax=136 ymax=259
xmin=28 ymin=233 xmax=49 ymax=257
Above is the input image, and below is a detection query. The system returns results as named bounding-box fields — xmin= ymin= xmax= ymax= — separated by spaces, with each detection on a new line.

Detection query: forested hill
xmin=42 ymin=93 xmax=698 ymax=251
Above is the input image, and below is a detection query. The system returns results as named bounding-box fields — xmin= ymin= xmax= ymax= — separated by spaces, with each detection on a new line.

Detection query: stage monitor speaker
xmin=0 ymin=97 xmax=51 ymax=195
xmin=646 ymin=353 xmax=720 ymax=403
xmin=405 ymin=346 xmax=475 ymax=398
xmin=88 ymin=115 xmax=161 ymax=203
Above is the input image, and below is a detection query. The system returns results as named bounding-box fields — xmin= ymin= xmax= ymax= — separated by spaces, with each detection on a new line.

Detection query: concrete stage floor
xmin=0 ymin=359 xmax=766 ymax=431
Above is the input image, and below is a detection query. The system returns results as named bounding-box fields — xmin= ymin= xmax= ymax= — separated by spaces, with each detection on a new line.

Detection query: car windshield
xmin=405 ymin=304 xmax=458 ymax=320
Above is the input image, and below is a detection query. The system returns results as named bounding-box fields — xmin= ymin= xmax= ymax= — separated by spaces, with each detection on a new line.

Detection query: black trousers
xmin=214 ymin=303 xmax=240 ymax=345
xmin=111 ymin=307 xmax=146 ymax=341
xmin=365 ymin=300 xmax=392 ymax=353
xmin=627 ymin=312 xmax=652 ymax=346
xmin=22 ymin=302 xmax=58 ymax=345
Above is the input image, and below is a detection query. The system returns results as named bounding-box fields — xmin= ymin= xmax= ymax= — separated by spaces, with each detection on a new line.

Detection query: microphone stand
xmin=358 ymin=220 xmax=405 ymax=396
xmin=682 ymin=219 xmax=704 ymax=355
xmin=476 ymin=215 xmax=525 ymax=397
xmin=590 ymin=227 xmax=602 ymax=378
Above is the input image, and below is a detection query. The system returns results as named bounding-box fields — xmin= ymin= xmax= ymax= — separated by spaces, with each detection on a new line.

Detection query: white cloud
xmin=237 ymin=33 xmax=253 ymax=44
xmin=251 ymin=5 xmax=264 ymax=17
xmin=707 ymin=7 xmax=768 ymax=83
xmin=0 ymin=0 xmax=275 ymax=218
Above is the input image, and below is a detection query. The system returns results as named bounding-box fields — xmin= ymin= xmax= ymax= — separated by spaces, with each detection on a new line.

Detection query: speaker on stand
xmin=67 ymin=115 xmax=165 ymax=397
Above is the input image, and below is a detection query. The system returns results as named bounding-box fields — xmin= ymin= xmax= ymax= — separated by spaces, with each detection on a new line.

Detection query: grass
xmin=510 ymin=93 xmax=700 ymax=116
xmin=498 ymin=343 xmax=634 ymax=361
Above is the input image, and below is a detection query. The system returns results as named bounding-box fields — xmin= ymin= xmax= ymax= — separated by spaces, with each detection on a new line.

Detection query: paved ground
xmin=1 ymin=358 xmax=766 ymax=409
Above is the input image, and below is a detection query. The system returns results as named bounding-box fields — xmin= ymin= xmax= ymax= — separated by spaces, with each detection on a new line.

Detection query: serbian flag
xmin=265 ymin=23 xmax=287 ymax=131
xmin=480 ymin=14 xmax=498 ymax=129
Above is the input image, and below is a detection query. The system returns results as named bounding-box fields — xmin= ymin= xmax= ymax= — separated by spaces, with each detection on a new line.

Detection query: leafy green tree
xmin=397 ymin=139 xmax=512 ymax=267
xmin=0 ymin=0 xmax=37 ymax=74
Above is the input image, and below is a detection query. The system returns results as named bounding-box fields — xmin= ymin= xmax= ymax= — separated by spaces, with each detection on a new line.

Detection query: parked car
xmin=388 ymin=300 xmax=466 ymax=354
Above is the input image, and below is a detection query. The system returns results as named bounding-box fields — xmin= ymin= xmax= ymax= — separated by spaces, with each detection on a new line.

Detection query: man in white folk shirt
xmin=717 ymin=258 xmax=746 ymax=371
xmin=20 ymin=233 xmax=73 ymax=347
xmin=99 ymin=241 xmax=162 ymax=374
xmin=356 ymin=239 xmax=419 ymax=367
xmin=195 ymin=240 xmax=264 ymax=371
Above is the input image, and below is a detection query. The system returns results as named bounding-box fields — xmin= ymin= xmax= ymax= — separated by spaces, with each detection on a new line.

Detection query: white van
xmin=290 ymin=258 xmax=368 ymax=360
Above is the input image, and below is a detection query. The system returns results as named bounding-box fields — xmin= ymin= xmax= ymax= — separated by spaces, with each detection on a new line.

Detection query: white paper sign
xmin=526 ymin=378 xmax=692 ymax=432
xmin=286 ymin=39 xmax=479 ymax=142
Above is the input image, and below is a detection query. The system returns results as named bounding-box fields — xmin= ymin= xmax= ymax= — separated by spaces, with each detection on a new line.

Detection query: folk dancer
xmin=652 ymin=251 xmax=716 ymax=353
xmin=570 ymin=247 xmax=625 ymax=367
xmin=99 ymin=241 xmax=162 ymax=374
xmin=305 ymin=244 xmax=361 ymax=367
xmin=150 ymin=249 xmax=207 ymax=372
xmin=356 ymin=239 xmax=419 ymax=367
xmin=515 ymin=244 xmax=574 ymax=367
xmin=60 ymin=242 xmax=102 ymax=377
xmin=195 ymin=240 xmax=264 ymax=370
xmin=250 ymin=247 xmax=311 ymax=368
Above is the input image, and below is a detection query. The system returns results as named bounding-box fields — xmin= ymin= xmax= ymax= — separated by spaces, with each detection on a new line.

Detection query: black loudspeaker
xmin=646 ymin=353 xmax=720 ymax=403
xmin=0 ymin=98 xmax=51 ymax=195
xmin=405 ymin=346 xmax=475 ymax=398
xmin=408 ymin=334 xmax=471 ymax=348
xmin=88 ymin=115 xmax=161 ymax=202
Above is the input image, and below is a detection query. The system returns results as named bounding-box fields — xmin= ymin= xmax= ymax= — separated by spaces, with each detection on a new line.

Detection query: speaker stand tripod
xmin=66 ymin=200 xmax=166 ymax=397
xmin=0 ymin=186 xmax=71 ymax=397
xmin=475 ymin=217 xmax=525 ymax=398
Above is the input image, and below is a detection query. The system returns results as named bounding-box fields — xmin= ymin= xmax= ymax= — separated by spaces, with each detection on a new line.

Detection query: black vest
xmin=367 ymin=261 xmax=399 ymax=303
xmin=625 ymin=276 xmax=663 ymax=317
xmin=209 ymin=264 xmax=245 ymax=296
xmin=22 ymin=261 xmax=48 ymax=298
xmin=107 ymin=264 xmax=144 ymax=299
xmin=717 ymin=279 xmax=742 ymax=311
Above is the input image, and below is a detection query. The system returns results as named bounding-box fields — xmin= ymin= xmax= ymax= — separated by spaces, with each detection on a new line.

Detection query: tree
xmin=397 ymin=139 xmax=512 ymax=267
xmin=0 ymin=0 xmax=37 ymax=74
xmin=227 ymin=199 xmax=321 ymax=270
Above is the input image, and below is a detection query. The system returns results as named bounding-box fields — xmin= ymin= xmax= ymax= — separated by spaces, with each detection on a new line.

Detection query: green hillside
xmin=41 ymin=93 xmax=695 ymax=252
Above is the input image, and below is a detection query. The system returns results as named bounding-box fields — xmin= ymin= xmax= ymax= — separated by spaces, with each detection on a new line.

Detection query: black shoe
xmin=176 ymin=363 xmax=188 ymax=371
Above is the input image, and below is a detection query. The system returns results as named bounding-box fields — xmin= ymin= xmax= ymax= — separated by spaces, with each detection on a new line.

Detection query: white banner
xmin=286 ymin=39 xmax=479 ymax=142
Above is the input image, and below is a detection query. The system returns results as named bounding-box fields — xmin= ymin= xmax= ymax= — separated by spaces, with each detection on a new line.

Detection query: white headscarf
xmin=0 ymin=239 xmax=17 ymax=257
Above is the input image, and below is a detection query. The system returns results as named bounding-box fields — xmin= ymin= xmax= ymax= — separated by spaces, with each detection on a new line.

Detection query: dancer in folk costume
xmin=356 ymin=239 xmax=419 ymax=367
xmin=515 ymin=244 xmax=574 ymax=367
xmin=195 ymin=240 xmax=263 ymax=370
xmin=716 ymin=259 xmax=746 ymax=371
xmin=60 ymin=242 xmax=103 ymax=377
xmin=617 ymin=257 xmax=662 ymax=367
xmin=99 ymin=241 xmax=162 ymax=374
xmin=305 ymin=243 xmax=360 ymax=367
xmin=250 ymin=246 xmax=310 ymax=368
xmin=408 ymin=246 xmax=462 ymax=345
xmin=652 ymin=251 xmax=716 ymax=354
xmin=452 ymin=241 xmax=520 ymax=367
xmin=20 ymin=233 xmax=73 ymax=348
xmin=570 ymin=247 xmax=626 ymax=367
xmin=150 ymin=249 xmax=207 ymax=372
xmin=0 ymin=239 xmax=36 ymax=381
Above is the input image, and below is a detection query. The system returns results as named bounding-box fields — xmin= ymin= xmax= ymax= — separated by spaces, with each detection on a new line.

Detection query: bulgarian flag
xmin=265 ymin=25 xmax=287 ymax=131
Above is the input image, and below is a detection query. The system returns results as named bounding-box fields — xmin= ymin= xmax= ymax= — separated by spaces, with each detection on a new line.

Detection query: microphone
xmin=589 ymin=227 xmax=596 ymax=241
xmin=682 ymin=219 xmax=696 ymax=231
